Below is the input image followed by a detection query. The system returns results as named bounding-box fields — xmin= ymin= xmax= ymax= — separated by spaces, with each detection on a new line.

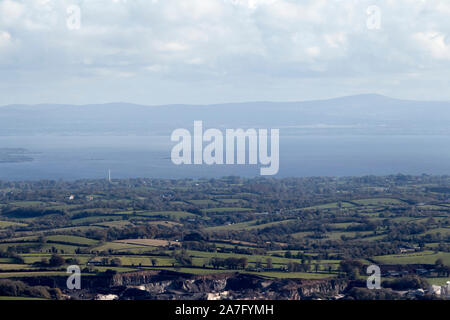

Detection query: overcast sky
xmin=1 ymin=0 xmax=450 ymax=105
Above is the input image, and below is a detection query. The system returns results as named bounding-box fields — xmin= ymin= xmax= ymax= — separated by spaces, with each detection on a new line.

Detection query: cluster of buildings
xmin=404 ymin=282 xmax=450 ymax=299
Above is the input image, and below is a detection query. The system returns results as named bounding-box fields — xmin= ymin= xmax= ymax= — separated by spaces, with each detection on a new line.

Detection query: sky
xmin=1 ymin=0 xmax=450 ymax=105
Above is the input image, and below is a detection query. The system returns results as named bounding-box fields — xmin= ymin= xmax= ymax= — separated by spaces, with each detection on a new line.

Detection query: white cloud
xmin=156 ymin=41 xmax=189 ymax=53
xmin=0 ymin=30 xmax=11 ymax=47
xmin=305 ymin=46 xmax=321 ymax=58
xmin=1 ymin=0 xmax=450 ymax=104
xmin=0 ymin=0 xmax=24 ymax=26
xmin=414 ymin=32 xmax=450 ymax=60
xmin=324 ymin=33 xmax=347 ymax=49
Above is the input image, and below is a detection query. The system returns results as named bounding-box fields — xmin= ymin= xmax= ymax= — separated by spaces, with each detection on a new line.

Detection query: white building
xmin=428 ymin=282 xmax=450 ymax=298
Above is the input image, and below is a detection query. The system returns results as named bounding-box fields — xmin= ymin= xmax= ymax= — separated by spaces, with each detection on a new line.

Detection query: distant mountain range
xmin=1 ymin=94 xmax=449 ymax=135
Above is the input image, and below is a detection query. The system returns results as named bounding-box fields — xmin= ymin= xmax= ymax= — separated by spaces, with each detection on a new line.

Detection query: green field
xmin=0 ymin=264 xmax=32 ymax=271
xmin=202 ymin=207 xmax=254 ymax=214
xmin=353 ymin=198 xmax=406 ymax=206
xmin=71 ymin=215 xmax=122 ymax=225
xmin=427 ymin=277 xmax=450 ymax=286
xmin=8 ymin=201 xmax=46 ymax=207
xmin=217 ymin=199 xmax=248 ymax=205
xmin=249 ymin=272 xmax=336 ymax=279
xmin=134 ymin=211 xmax=197 ymax=219
xmin=206 ymin=219 xmax=296 ymax=232
xmin=301 ymin=202 xmax=355 ymax=210
xmin=0 ymin=296 xmax=48 ymax=300
xmin=373 ymin=251 xmax=450 ymax=265
xmin=188 ymin=200 xmax=217 ymax=205
xmin=205 ymin=221 xmax=254 ymax=232
xmin=44 ymin=235 xmax=98 ymax=246
xmin=0 ymin=221 xmax=27 ymax=228
xmin=0 ymin=271 xmax=68 ymax=278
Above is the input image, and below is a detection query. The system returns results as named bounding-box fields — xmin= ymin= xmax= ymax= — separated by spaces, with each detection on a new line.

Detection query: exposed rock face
xmin=95 ymin=294 xmax=119 ymax=300
xmin=16 ymin=269 xmax=347 ymax=300
xmin=108 ymin=271 xmax=347 ymax=300
xmin=111 ymin=270 xmax=161 ymax=287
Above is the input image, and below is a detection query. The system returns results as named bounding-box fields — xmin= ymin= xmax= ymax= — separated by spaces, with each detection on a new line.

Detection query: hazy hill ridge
xmin=1 ymin=94 xmax=449 ymax=135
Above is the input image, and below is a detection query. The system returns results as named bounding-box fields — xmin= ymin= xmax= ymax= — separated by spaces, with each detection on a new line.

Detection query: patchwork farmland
xmin=0 ymin=175 xmax=449 ymax=299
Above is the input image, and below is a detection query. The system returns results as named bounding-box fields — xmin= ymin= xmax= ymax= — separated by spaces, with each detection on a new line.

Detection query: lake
xmin=0 ymin=135 xmax=449 ymax=180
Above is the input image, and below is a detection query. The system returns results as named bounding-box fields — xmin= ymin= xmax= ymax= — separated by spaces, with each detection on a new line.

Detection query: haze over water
xmin=0 ymin=134 xmax=449 ymax=181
